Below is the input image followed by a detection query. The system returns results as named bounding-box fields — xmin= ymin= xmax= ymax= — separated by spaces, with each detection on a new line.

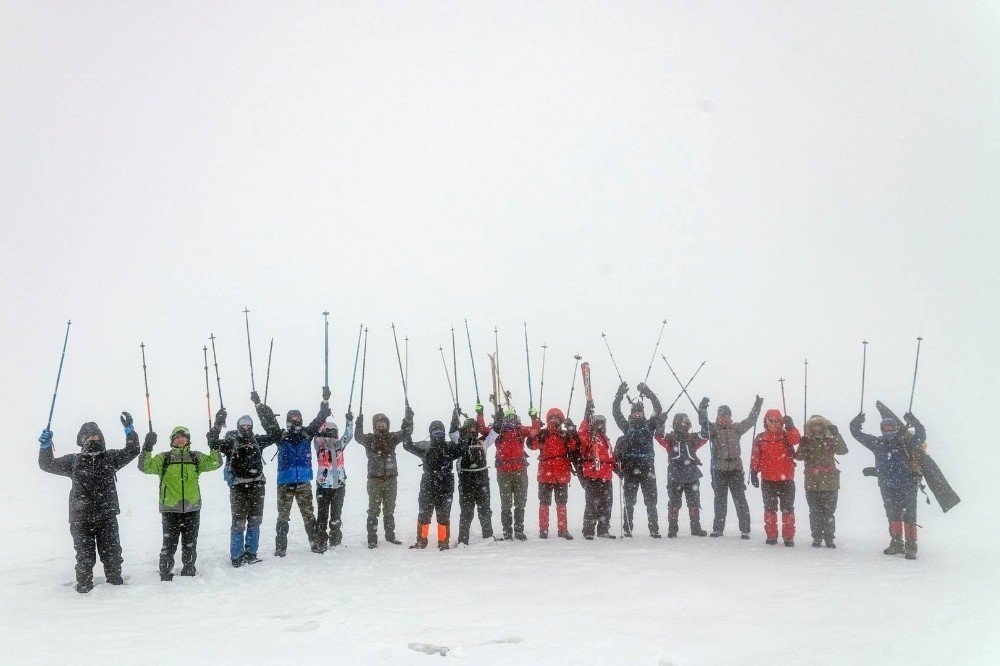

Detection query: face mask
xmin=430 ymin=430 xmax=446 ymax=444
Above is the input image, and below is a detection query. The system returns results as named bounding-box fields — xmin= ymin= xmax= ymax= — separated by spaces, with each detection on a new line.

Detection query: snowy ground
xmin=2 ymin=441 xmax=997 ymax=665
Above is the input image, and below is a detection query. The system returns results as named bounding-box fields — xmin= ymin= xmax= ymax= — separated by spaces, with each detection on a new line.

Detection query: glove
xmin=214 ymin=408 xmax=227 ymax=428
xmin=143 ymin=432 xmax=157 ymax=451
xmin=783 ymin=415 xmax=794 ymax=430
xmin=853 ymin=412 xmax=865 ymax=425
xmin=636 ymin=382 xmax=649 ymax=396
xmin=586 ymin=399 xmax=594 ymax=411
xmin=698 ymin=397 xmax=709 ymax=412
xmin=903 ymin=411 xmax=917 ymax=424
xmin=564 ymin=418 xmax=576 ymax=432
xmin=250 ymin=391 xmax=261 ymax=406
xmin=862 ymin=467 xmax=878 ymax=478
xmin=38 ymin=429 xmax=53 ymax=449
xmin=322 ymin=386 xmax=331 ymax=401
xmin=749 ymin=471 xmax=760 ymax=488
xmin=827 ymin=424 xmax=839 ymax=436
xmin=120 ymin=411 xmax=134 ymax=434
xmin=528 ymin=408 xmax=538 ymax=419
xmin=475 ymin=403 xmax=484 ymax=415
xmin=616 ymin=381 xmax=628 ymax=396
xmin=355 ymin=414 xmax=363 ymax=428
xmin=345 ymin=410 xmax=353 ymax=423
xmin=753 ymin=395 xmax=763 ymax=410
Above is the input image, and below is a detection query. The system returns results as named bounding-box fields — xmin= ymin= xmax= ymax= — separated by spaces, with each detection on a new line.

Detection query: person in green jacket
xmin=794 ymin=415 xmax=848 ymax=548
xmin=138 ymin=425 xmax=222 ymax=580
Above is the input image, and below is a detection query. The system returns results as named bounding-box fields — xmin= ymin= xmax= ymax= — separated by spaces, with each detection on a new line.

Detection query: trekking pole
xmin=323 ymin=311 xmax=330 ymax=389
xmin=464 ymin=319 xmax=481 ymax=404
xmin=45 ymin=320 xmax=72 ymax=430
xmin=203 ymin=345 xmax=212 ymax=429
xmin=451 ymin=325 xmax=460 ymax=408
xmin=440 ymin=346 xmax=457 ymax=405
xmin=601 ymin=332 xmax=632 ymax=403
xmin=405 ymin=336 xmax=410 ymax=393
xmin=358 ymin=327 xmax=369 ymax=415
xmin=347 ymin=324 xmax=363 ymax=413
xmin=243 ymin=307 xmax=256 ymax=393
xmin=662 ymin=360 xmax=706 ymax=414
xmin=803 ymin=359 xmax=809 ymax=426
xmin=391 ymin=323 xmax=409 ymax=407
xmin=859 ymin=340 xmax=869 ymax=413
xmin=908 ymin=336 xmax=923 ymax=412
xmin=779 ymin=377 xmax=787 ymax=416
xmin=524 ymin=322 xmax=534 ymax=411
xmin=566 ymin=354 xmax=583 ymax=418
xmin=263 ymin=337 xmax=274 ymax=405
xmin=661 ymin=355 xmax=699 ymax=412
xmin=538 ymin=344 xmax=548 ymax=409
xmin=643 ymin=319 xmax=668 ymax=386
xmin=209 ymin=333 xmax=224 ymax=409
xmin=140 ymin=342 xmax=152 ymax=433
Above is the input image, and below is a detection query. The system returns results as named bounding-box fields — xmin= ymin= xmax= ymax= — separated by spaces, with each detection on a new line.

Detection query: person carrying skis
xmin=527 ymin=407 xmax=580 ymax=539
xmin=795 ymin=415 xmax=848 ymax=548
xmin=354 ymin=406 xmax=414 ymax=548
xmin=612 ymin=382 xmax=664 ymax=538
xmin=208 ymin=396 xmax=281 ymax=567
xmin=454 ymin=408 xmax=497 ymax=545
xmin=579 ymin=399 xmax=616 ymax=539
xmin=476 ymin=403 xmax=540 ymax=540
xmin=138 ymin=424 xmax=222 ymax=579
xmin=267 ymin=387 xmax=332 ymax=557
xmin=655 ymin=412 xmax=709 ymax=538
xmin=38 ymin=412 xmax=142 ymax=593
xmin=313 ymin=410 xmax=354 ymax=550
xmin=749 ymin=409 xmax=801 ymax=546
xmin=698 ymin=396 xmax=762 ymax=539
xmin=850 ymin=403 xmax=926 ymax=560
xmin=404 ymin=416 xmax=465 ymax=550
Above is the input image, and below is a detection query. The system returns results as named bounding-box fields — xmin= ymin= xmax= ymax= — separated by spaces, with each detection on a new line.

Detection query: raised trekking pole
xmin=779 ymin=377 xmax=787 ymax=417
xmin=391 ymin=323 xmax=409 ymax=407
xmin=601 ymin=332 xmax=632 ymax=404
xmin=440 ymin=346 xmax=457 ymax=406
xmin=464 ymin=319 xmax=481 ymax=404
xmin=263 ymin=337 xmax=274 ymax=405
xmin=243 ymin=307 xmax=256 ymax=393
xmin=209 ymin=333 xmax=224 ymax=409
xmin=203 ymin=345 xmax=212 ymax=429
xmin=140 ymin=342 xmax=153 ymax=433
xmin=860 ymin=340 xmax=869 ymax=413
xmin=566 ymin=354 xmax=583 ymax=418
xmin=538 ymin=344 xmax=548 ymax=409
xmin=451 ymin=325 xmax=459 ymax=407
xmin=323 ymin=311 xmax=330 ymax=389
xmin=662 ymin=359 xmax=707 ymax=415
xmin=46 ymin=320 xmax=71 ymax=430
xmin=524 ymin=322 xmax=534 ymax=412
xmin=642 ymin=319 xmax=668 ymax=390
xmin=803 ymin=359 xmax=809 ymax=426
xmin=347 ymin=324 xmax=363 ymax=413
xmin=661 ymin=355 xmax=700 ymax=412
xmin=909 ymin=336 xmax=923 ymax=412
xmin=358 ymin=327 xmax=369 ymax=416
xmin=404 ymin=335 xmax=410 ymax=393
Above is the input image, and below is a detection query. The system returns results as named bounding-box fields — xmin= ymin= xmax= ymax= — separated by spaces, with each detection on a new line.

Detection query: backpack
xmin=229 ymin=439 xmax=264 ymax=481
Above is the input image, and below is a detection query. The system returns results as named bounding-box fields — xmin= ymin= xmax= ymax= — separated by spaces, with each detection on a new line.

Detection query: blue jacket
xmin=850 ymin=414 xmax=926 ymax=489
xmin=276 ymin=402 xmax=331 ymax=486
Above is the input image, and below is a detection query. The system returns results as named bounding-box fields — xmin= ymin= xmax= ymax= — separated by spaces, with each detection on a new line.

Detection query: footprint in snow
xmin=286 ymin=620 xmax=321 ymax=632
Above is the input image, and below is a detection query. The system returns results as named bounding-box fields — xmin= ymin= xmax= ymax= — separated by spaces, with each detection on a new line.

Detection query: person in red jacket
xmin=749 ymin=409 xmax=801 ymax=546
xmin=579 ymin=399 xmax=616 ymax=539
xmin=476 ymin=403 xmax=540 ymax=540
xmin=527 ymin=407 xmax=580 ymax=539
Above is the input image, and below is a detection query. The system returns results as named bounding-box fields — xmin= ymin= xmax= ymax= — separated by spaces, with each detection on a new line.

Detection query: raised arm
xmin=255 ymin=402 xmax=283 ymax=447
xmin=612 ymin=383 xmax=629 ymax=432
xmin=354 ymin=415 xmax=369 ymax=448
xmin=304 ymin=395 xmax=333 ymax=438
xmin=402 ymin=436 xmax=429 ymax=459
xmin=849 ymin=413 xmax=879 ymax=453
xmin=342 ymin=414 xmax=355 ymax=447
xmin=737 ymin=395 xmax=764 ymax=436
xmin=639 ymin=383 xmax=663 ymax=423
xmin=37 ymin=429 xmax=73 ymax=477
xmin=903 ymin=412 xmax=926 ymax=452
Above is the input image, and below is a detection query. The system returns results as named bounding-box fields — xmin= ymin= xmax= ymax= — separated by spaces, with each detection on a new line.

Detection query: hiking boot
xmin=622 ymin=531 xmax=633 ymax=538
xmin=812 ymin=538 xmax=823 ymax=548
xmin=409 ymin=539 xmax=428 ymax=550
xmin=597 ymin=533 xmax=617 ymax=539
xmin=438 ymin=541 xmax=450 ymax=551
xmin=539 ymin=531 xmax=548 ymax=539
xmin=691 ymin=523 xmax=708 ymax=537
xmin=231 ymin=558 xmax=244 ymax=568
xmin=825 ymin=539 xmax=836 ymax=549
xmin=514 ymin=532 xmax=527 ymax=541
xmin=180 ymin=566 xmax=196 ymax=577
xmin=558 ymin=531 xmax=573 ymax=540
xmin=76 ymin=580 xmax=94 ymax=594
xmin=710 ymin=531 xmax=724 ymax=538
xmin=243 ymin=552 xmax=262 ymax=565
xmin=385 ymin=534 xmax=402 ymax=545
xmin=311 ymin=544 xmax=326 ymax=554
xmin=883 ymin=538 xmax=904 ymax=555
xmin=904 ymin=541 xmax=918 ymax=561
xmin=584 ymin=535 xmax=595 ymax=540
xmin=765 ymin=538 xmax=778 ymax=545
xmin=667 ymin=523 xmax=679 ymax=539
xmin=274 ymin=548 xmax=287 ymax=557
xmin=783 ymin=539 xmax=794 ymax=547
xmin=105 ymin=573 xmax=124 ymax=585
xmin=740 ymin=532 xmax=751 ymax=540
xmin=160 ymin=572 xmax=174 ymax=582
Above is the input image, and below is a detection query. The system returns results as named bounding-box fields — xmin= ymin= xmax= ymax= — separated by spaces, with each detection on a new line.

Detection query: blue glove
xmin=120 ymin=411 xmax=134 ymax=435
xmin=38 ymin=429 xmax=53 ymax=449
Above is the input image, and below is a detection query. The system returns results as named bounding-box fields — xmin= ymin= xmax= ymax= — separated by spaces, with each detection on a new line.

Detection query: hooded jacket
xmin=313 ymin=418 xmax=355 ymax=489
xmin=275 ymin=402 xmax=331 ymax=485
xmin=404 ymin=423 xmax=465 ymax=496
xmin=452 ymin=412 xmax=495 ymax=473
xmin=527 ymin=409 xmax=580 ymax=485
xmin=655 ymin=428 xmax=707 ymax=485
xmin=849 ymin=404 xmax=925 ymax=489
xmin=477 ymin=411 xmax=540 ymax=474
xmin=750 ymin=409 xmax=801 ymax=482
xmin=795 ymin=415 xmax=848 ymax=491
xmin=38 ymin=423 xmax=140 ymax=522
xmin=700 ymin=400 xmax=762 ymax=472
xmin=139 ymin=441 xmax=222 ymax=513
xmin=611 ymin=388 xmax=663 ymax=473
xmin=355 ymin=412 xmax=414 ymax=478
xmin=579 ymin=417 xmax=615 ymax=482
xmin=209 ymin=403 xmax=282 ymax=486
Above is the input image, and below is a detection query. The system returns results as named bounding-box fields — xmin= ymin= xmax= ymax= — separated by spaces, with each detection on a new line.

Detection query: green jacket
xmin=139 ymin=445 xmax=222 ymax=513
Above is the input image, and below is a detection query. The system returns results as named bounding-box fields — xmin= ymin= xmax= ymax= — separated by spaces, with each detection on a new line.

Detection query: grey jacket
xmin=700 ymin=402 xmax=762 ymax=472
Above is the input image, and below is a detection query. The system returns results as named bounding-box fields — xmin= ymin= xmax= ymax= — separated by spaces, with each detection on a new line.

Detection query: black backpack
xmin=229 ymin=439 xmax=264 ymax=481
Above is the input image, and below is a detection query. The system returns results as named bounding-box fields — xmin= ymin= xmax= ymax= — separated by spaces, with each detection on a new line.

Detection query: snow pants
xmin=537 ymin=482 xmax=569 ymax=535
xmin=712 ymin=469 xmax=751 ymax=534
xmin=496 ymin=469 xmax=528 ymax=538
xmin=70 ymin=515 xmax=123 ymax=586
xmin=761 ymin=480 xmax=795 ymax=541
xmin=581 ymin=477 xmax=614 ymax=537
xmin=230 ymin=481 xmax=265 ymax=560
xmin=805 ymin=489 xmax=839 ymax=541
xmin=367 ymin=476 xmax=398 ymax=542
xmin=316 ymin=485 xmax=347 ymax=548
xmin=666 ymin=481 xmax=701 ymax=510
xmin=621 ymin=466 xmax=659 ymax=536
xmin=417 ymin=474 xmax=455 ymax=526
xmin=457 ymin=469 xmax=494 ymax=542
xmin=276 ymin=482 xmax=318 ymax=553
xmin=880 ymin=484 xmax=918 ymax=525
xmin=160 ymin=511 xmax=200 ymax=577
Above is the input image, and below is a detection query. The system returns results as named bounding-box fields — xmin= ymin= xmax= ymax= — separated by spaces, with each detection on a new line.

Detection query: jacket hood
xmin=320 ymin=416 xmax=339 ymax=438
xmin=717 ymin=405 xmax=732 ymax=418
xmin=546 ymin=408 xmax=565 ymax=422
xmin=76 ymin=422 xmax=106 ymax=451
xmin=805 ymin=415 xmax=833 ymax=431
xmin=373 ymin=413 xmax=390 ymax=428
xmin=763 ymin=409 xmax=784 ymax=429
xmin=428 ymin=420 xmax=446 ymax=435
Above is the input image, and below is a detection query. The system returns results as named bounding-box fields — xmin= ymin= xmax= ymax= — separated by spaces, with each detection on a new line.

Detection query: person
xmin=313 ymin=410 xmax=354 ymax=550
xmin=208 ymin=396 xmax=281 ymax=567
xmin=850 ymin=403 xmax=926 ymax=560
xmin=655 ymin=412 xmax=709 ymax=538
xmin=404 ymin=418 xmax=465 ymax=550
xmin=749 ymin=409 xmax=801 ymax=546
xmin=354 ymin=406 xmax=414 ymax=548
xmin=698 ymin=395 xmax=762 ymax=538
xmin=579 ymin=399 xmax=616 ymax=539
xmin=795 ymin=415 xmax=848 ymax=548
xmin=612 ymin=382 xmax=664 ymax=537
xmin=453 ymin=408 xmax=496 ymax=545
xmin=476 ymin=403 xmax=540 ymax=540
xmin=266 ymin=387 xmax=331 ymax=557
xmin=527 ymin=407 xmax=579 ymax=539
xmin=38 ymin=412 xmax=142 ymax=593
xmin=138 ymin=424 xmax=222 ymax=580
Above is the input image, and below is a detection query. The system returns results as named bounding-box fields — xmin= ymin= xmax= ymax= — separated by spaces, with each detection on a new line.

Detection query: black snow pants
xmin=160 ymin=511 xmax=200 ymax=577
xmin=621 ymin=465 xmax=659 ymax=536
xmin=417 ymin=474 xmax=455 ymax=526
xmin=496 ymin=469 xmax=528 ymax=538
xmin=582 ymin=477 xmax=614 ymax=537
xmin=316 ymin=485 xmax=347 ymax=548
xmin=70 ymin=515 xmax=123 ymax=586
xmin=367 ymin=476 xmax=398 ymax=543
xmin=457 ymin=470 xmax=494 ymax=542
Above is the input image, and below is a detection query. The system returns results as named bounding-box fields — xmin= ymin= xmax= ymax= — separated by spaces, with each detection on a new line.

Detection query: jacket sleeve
xmin=749 ymin=435 xmax=762 ymax=473
xmin=785 ymin=426 xmax=801 ymax=448
xmin=38 ymin=447 xmax=74 ymax=477
xmin=139 ymin=451 xmax=164 ymax=475
xmin=342 ymin=420 xmax=354 ymax=447
xmin=403 ymin=438 xmax=429 ymax=459
xmin=612 ymin=393 xmax=628 ymax=432
xmin=255 ymin=404 xmax=283 ymax=447
xmin=833 ymin=432 xmax=848 ymax=455
xmin=196 ymin=449 xmax=223 ymax=473
xmin=526 ymin=430 xmax=542 ymax=451
xmin=692 ymin=433 xmax=708 ymax=451
xmin=109 ymin=431 xmax=141 ymax=470
xmin=654 ymin=433 xmax=670 ymax=453
xmin=646 ymin=388 xmax=663 ymax=423
xmin=793 ymin=438 xmax=808 ymax=461
xmin=737 ymin=401 xmax=762 ymax=436
xmin=849 ymin=415 xmax=878 ymax=453
xmin=304 ymin=402 xmax=333 ymax=438
xmin=354 ymin=419 xmax=369 ymax=449
xmin=476 ymin=412 xmax=493 ymax=437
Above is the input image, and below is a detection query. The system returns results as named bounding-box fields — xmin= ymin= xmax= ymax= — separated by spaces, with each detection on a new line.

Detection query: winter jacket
xmin=527 ymin=426 xmax=580 ymax=485
xmin=850 ymin=413 xmax=925 ymax=489
xmin=655 ymin=431 xmax=707 ymax=484
xmin=355 ymin=412 xmax=414 ymax=479
xmin=314 ymin=420 xmax=354 ymax=489
xmin=795 ymin=416 xmax=848 ymax=491
xmin=452 ymin=412 xmax=496 ymax=473
xmin=699 ymin=401 xmax=761 ymax=472
xmin=275 ymin=402 xmax=331 ymax=486
xmin=38 ymin=423 xmax=140 ymax=522
xmin=579 ymin=418 xmax=615 ymax=482
xmin=749 ymin=410 xmax=801 ymax=482
xmin=210 ymin=404 xmax=282 ymax=487
xmin=476 ymin=412 xmax=540 ymax=474
xmin=139 ymin=445 xmax=222 ymax=513
xmin=611 ymin=389 xmax=663 ymax=474
xmin=404 ymin=434 xmax=465 ymax=495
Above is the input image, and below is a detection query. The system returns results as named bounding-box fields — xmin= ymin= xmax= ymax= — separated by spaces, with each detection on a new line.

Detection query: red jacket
xmin=528 ymin=425 xmax=579 ymax=485
xmin=579 ymin=418 xmax=614 ymax=482
xmin=750 ymin=409 xmax=801 ymax=482
xmin=477 ymin=413 xmax=539 ymax=473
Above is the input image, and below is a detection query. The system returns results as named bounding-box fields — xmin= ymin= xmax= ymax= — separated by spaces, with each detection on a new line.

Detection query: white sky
xmin=1 ymin=2 xmax=998 ymax=525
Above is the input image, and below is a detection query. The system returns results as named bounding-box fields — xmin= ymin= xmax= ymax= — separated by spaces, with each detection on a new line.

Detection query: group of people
xmin=39 ymin=382 xmax=934 ymax=594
